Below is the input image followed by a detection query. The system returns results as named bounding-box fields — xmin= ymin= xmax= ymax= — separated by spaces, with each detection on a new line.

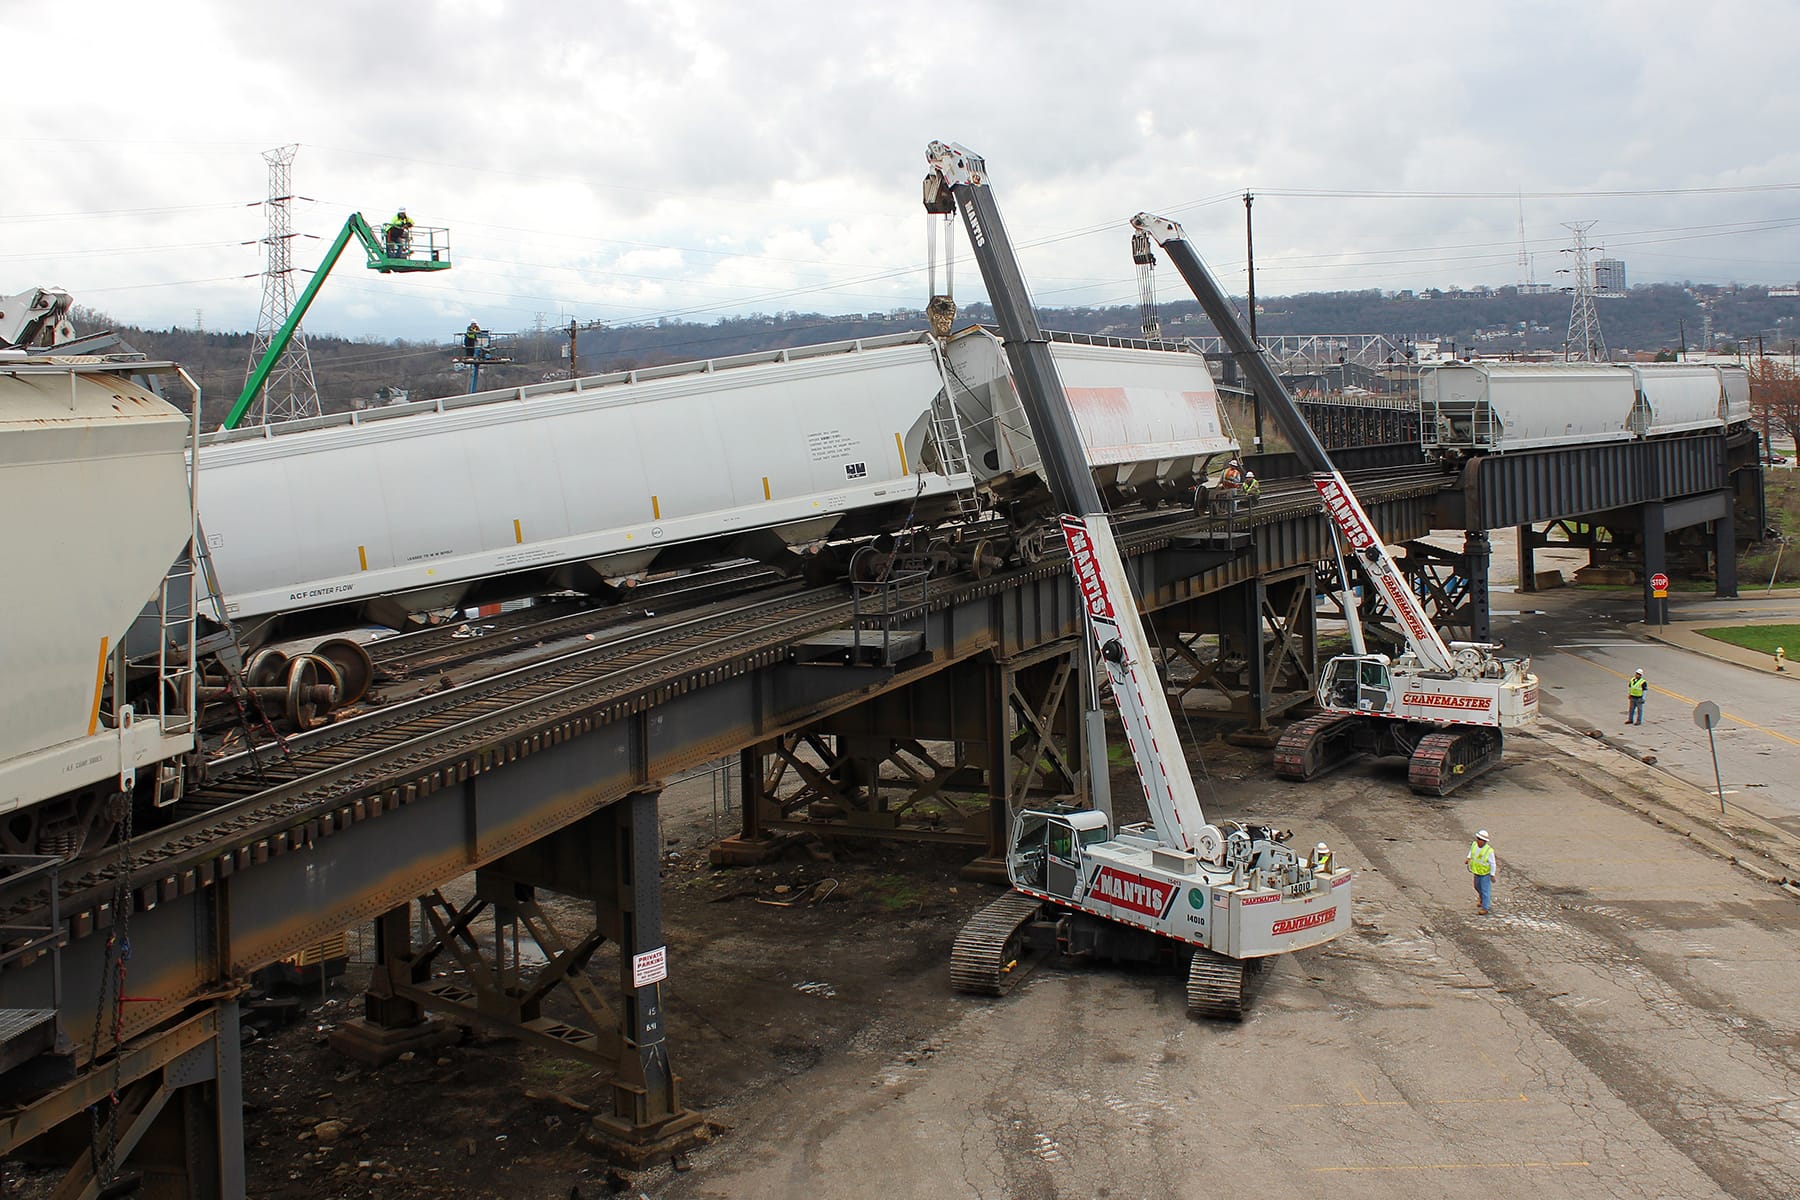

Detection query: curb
xmin=1635 ymin=616 xmax=1800 ymax=677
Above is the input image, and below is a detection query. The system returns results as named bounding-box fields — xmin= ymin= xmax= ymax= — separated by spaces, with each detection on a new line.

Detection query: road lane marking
xmin=1312 ymin=1160 xmax=1590 ymax=1174
xmin=1560 ymin=653 xmax=1800 ymax=749
xmin=1286 ymin=1091 xmax=1528 ymax=1110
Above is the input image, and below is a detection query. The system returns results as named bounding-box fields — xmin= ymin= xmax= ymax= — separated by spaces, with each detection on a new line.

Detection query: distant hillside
xmin=76 ymin=281 xmax=1799 ymax=425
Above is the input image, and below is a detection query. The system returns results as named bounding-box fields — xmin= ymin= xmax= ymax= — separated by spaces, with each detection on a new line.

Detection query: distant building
xmin=1594 ymin=258 xmax=1627 ymax=296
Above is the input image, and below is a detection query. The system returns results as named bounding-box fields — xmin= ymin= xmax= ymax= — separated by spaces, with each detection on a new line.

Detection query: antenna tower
xmin=1516 ymin=193 xmax=1534 ymax=288
xmin=244 ymin=144 xmax=321 ymax=424
xmin=1560 ymin=220 xmax=1606 ymax=362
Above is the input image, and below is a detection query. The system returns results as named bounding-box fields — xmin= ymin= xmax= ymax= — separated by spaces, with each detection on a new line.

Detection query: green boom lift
xmin=224 ymin=212 xmax=451 ymax=430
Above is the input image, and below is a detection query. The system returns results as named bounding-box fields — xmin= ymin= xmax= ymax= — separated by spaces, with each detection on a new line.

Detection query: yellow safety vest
xmin=1314 ymin=850 xmax=1333 ymax=872
xmin=1628 ymin=676 xmax=1646 ymax=698
xmin=1468 ymin=842 xmax=1494 ymax=875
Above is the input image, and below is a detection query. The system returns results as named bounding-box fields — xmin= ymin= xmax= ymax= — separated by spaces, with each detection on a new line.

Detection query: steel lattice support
xmin=723 ymin=643 xmax=1087 ymax=859
xmin=1148 ymin=566 xmax=1316 ymax=730
xmin=244 ymin=145 xmax=321 ymax=425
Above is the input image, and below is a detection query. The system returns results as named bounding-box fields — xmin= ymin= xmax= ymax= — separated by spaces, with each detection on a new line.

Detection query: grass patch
xmin=1742 ymin=474 xmax=1800 ymax=584
xmin=868 ymin=874 xmax=925 ymax=912
xmin=1696 ymin=624 xmax=1800 ymax=655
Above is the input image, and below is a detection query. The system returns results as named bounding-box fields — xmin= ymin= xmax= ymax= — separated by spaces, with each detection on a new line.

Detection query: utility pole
xmin=1244 ymin=191 xmax=1264 ymax=451
xmin=568 ymin=318 xmax=580 ymax=378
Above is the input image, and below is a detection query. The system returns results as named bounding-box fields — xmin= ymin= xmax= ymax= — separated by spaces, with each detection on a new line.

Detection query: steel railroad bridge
xmin=0 ymin=419 xmax=1760 ymax=1195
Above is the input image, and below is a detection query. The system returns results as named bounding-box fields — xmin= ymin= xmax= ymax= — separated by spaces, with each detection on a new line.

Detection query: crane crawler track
xmin=950 ymin=892 xmax=1046 ymax=996
xmin=1186 ymin=949 xmax=1262 ymax=1020
xmin=1273 ymin=713 xmax=1364 ymax=781
xmin=1407 ymin=727 xmax=1504 ymax=796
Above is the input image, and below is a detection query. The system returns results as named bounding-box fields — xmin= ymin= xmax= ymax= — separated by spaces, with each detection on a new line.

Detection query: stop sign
xmin=1650 ymin=572 xmax=1670 ymax=591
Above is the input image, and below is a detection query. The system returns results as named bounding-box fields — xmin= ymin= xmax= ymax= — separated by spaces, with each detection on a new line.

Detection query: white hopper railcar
xmin=1419 ymin=362 xmax=1640 ymax=455
xmin=201 ymin=328 xmax=1238 ymax=643
xmin=938 ymin=327 xmax=1235 ymax=507
xmin=1628 ymin=362 xmax=1747 ymax=434
xmin=201 ymin=332 xmax=971 ymax=640
xmin=0 ymin=355 xmax=199 ymax=828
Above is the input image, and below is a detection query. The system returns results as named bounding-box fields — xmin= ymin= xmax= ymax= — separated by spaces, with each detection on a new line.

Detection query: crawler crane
xmin=1130 ymin=214 xmax=1539 ymax=795
xmin=925 ymin=141 xmax=1350 ymax=1018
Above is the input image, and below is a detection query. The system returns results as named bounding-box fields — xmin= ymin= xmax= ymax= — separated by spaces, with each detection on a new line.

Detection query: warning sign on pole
xmin=632 ymin=946 xmax=668 ymax=988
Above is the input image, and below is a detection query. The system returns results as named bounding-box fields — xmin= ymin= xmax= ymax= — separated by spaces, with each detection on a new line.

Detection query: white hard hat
xmin=1476 ymin=829 xmax=1489 ymax=840
xmin=1634 ymin=667 xmax=1644 ymax=674
xmin=1315 ymin=842 xmax=1329 ymax=853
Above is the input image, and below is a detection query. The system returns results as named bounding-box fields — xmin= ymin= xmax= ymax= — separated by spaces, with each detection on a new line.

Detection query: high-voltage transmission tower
xmin=1559 ymin=220 xmax=1607 ymax=362
xmin=244 ymin=144 xmax=321 ymax=424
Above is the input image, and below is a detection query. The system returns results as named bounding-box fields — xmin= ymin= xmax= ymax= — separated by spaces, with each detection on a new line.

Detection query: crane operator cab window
xmin=1046 ymin=818 xmax=1079 ymax=899
xmin=1326 ymin=657 xmax=1393 ymax=712
xmin=1357 ymin=659 xmax=1392 ymax=712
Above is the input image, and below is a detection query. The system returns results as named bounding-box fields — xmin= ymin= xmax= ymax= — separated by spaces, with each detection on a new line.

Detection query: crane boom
xmin=926 ymin=142 xmax=1212 ymax=853
xmin=1130 ymin=213 xmax=1457 ymax=673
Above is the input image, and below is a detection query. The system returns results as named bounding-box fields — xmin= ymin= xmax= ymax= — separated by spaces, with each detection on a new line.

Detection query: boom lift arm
xmin=925 ymin=142 xmax=1216 ymax=857
xmin=224 ymin=212 xmax=450 ymax=431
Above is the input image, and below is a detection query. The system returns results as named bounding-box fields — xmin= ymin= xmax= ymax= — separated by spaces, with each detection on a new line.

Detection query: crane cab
xmin=1007 ymin=806 xmax=1113 ymax=898
xmin=1320 ymin=654 xmax=1395 ymax=715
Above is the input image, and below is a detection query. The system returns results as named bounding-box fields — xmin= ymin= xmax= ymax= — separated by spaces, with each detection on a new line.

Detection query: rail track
xmin=5 ymin=466 xmax=1450 ymax=934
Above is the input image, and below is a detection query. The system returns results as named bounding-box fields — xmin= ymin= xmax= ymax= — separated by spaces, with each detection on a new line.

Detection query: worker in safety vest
xmin=1464 ymin=829 xmax=1496 ymax=914
xmin=1311 ymin=841 xmax=1333 ymax=872
xmin=384 ymin=208 xmax=414 ymax=257
xmin=1219 ymin=459 xmax=1243 ymax=491
xmin=1626 ymin=668 xmax=1647 ymax=725
xmin=1241 ymin=471 xmax=1261 ymax=503
xmin=463 ymin=321 xmax=482 ymax=360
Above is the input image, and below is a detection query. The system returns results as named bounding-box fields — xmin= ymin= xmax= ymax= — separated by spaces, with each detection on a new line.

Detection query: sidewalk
xmin=1638 ymin=613 xmax=1800 ymax=675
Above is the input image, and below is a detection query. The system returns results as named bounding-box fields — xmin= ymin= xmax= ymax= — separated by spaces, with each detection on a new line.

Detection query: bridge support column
xmin=11 ymin=1003 xmax=246 ymax=1200
xmin=1714 ymin=514 xmax=1739 ymax=599
xmin=1516 ymin=524 xmax=1537 ymax=594
xmin=586 ymin=789 xmax=706 ymax=1165
xmin=1463 ymin=530 xmax=1492 ymax=644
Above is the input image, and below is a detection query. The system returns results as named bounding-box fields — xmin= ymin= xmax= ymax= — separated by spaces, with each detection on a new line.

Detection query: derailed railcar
xmin=202 ymin=327 xmax=1239 ymax=644
xmin=936 ymin=327 xmax=1235 ymax=507
xmin=201 ymin=333 xmax=973 ymax=639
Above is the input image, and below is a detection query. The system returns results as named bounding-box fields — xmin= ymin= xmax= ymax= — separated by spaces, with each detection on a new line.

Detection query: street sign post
xmin=1693 ymin=700 xmax=1725 ymax=814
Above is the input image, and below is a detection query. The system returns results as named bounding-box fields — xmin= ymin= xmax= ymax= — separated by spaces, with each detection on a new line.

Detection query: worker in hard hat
xmin=1310 ymin=841 xmax=1334 ymax=872
xmin=1464 ymin=829 xmax=1497 ymax=914
xmin=1241 ymin=470 xmax=1261 ymax=504
xmin=463 ymin=320 xmax=482 ymax=361
xmin=384 ymin=207 xmax=414 ymax=258
xmin=1626 ymin=668 xmax=1647 ymax=726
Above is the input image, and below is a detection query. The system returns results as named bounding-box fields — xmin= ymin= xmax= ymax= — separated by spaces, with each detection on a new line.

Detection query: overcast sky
xmin=9 ymin=0 xmax=1800 ymax=344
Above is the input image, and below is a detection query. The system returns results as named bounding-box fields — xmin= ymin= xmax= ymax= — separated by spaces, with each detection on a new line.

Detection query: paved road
xmin=1506 ymin=589 xmax=1800 ymax=836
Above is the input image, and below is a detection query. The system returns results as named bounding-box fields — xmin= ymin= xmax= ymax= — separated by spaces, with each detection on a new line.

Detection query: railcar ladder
xmin=926 ymin=353 xmax=983 ymax=516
